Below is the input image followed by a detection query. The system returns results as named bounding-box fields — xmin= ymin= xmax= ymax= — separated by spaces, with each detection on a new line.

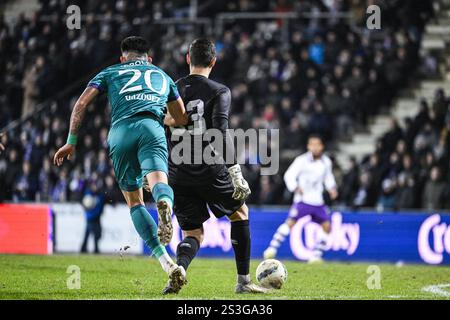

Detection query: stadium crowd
xmin=1 ymin=0 xmax=447 ymax=210
xmin=338 ymin=89 xmax=450 ymax=211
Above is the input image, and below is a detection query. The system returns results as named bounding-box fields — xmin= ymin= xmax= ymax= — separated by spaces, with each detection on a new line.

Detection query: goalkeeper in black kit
xmin=146 ymin=38 xmax=268 ymax=294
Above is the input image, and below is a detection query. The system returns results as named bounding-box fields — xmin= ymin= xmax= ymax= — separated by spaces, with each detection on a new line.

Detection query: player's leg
xmin=121 ymin=189 xmax=175 ymax=273
xmin=174 ymin=195 xmax=210 ymax=276
xmin=162 ymin=227 xmax=203 ymax=295
xmin=176 ymin=228 xmax=203 ymax=272
xmin=263 ymin=217 xmax=297 ymax=259
xmin=309 ymin=206 xmax=331 ymax=263
xmin=121 ymin=188 xmax=185 ymax=292
xmin=162 ymin=187 xmax=208 ymax=295
xmin=144 ymin=171 xmax=174 ymax=245
xmin=264 ymin=202 xmax=306 ymax=259
xmin=80 ymin=222 xmax=90 ymax=253
xmin=318 ymin=220 xmax=332 ymax=252
xmin=108 ymin=119 xmax=181 ymax=284
xmin=228 ymin=204 xmax=251 ymax=283
xmin=206 ymin=169 xmax=267 ymax=293
xmin=228 ymin=204 xmax=268 ymax=294
xmin=93 ymin=218 xmax=101 ymax=254
xmin=137 ymin=118 xmax=174 ymax=245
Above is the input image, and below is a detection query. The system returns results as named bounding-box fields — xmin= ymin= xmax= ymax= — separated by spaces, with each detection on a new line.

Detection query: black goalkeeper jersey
xmin=167 ymin=74 xmax=236 ymax=186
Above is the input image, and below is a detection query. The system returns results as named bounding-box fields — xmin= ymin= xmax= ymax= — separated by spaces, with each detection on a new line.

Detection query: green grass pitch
xmin=0 ymin=254 xmax=449 ymax=300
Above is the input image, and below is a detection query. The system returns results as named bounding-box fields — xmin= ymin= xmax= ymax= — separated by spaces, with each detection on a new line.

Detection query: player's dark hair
xmin=189 ymin=38 xmax=216 ymax=67
xmin=308 ymin=134 xmax=324 ymax=143
xmin=121 ymin=36 xmax=150 ymax=55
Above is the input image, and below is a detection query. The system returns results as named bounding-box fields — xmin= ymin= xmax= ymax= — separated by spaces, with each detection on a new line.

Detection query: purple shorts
xmin=288 ymin=202 xmax=330 ymax=224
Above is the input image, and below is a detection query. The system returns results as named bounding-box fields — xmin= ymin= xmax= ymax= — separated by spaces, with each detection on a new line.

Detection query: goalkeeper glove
xmin=228 ymin=164 xmax=251 ymax=201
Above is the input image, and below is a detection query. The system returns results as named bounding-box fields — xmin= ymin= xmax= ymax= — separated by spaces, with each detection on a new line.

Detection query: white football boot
xmin=163 ymin=264 xmax=187 ymax=295
xmin=235 ymin=281 xmax=269 ymax=294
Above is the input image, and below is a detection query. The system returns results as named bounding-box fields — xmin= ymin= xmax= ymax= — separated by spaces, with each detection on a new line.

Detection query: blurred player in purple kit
xmin=264 ymin=135 xmax=338 ymax=263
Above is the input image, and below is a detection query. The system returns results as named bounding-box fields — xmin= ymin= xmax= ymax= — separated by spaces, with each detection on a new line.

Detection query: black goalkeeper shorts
xmin=171 ymin=169 xmax=245 ymax=231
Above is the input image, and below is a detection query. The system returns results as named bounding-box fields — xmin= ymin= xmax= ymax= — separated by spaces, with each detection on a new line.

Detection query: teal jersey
xmin=87 ymin=60 xmax=179 ymax=126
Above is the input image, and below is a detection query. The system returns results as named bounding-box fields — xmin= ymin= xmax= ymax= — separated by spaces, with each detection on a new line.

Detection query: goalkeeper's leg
xmin=229 ymin=204 xmax=268 ymax=294
xmin=163 ymin=228 xmax=202 ymax=295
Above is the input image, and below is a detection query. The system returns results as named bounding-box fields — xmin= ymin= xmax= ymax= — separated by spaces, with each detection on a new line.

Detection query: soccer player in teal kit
xmin=54 ymin=36 xmax=188 ymax=292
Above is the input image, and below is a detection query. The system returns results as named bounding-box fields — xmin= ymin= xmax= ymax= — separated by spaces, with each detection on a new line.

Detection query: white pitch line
xmin=422 ymin=284 xmax=450 ymax=297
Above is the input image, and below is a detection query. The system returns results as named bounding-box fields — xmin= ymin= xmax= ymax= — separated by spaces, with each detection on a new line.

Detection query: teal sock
xmin=152 ymin=182 xmax=174 ymax=208
xmin=130 ymin=205 xmax=166 ymax=258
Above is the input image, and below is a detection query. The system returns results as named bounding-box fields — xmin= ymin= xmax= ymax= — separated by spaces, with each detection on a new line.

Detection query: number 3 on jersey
xmin=186 ymin=99 xmax=205 ymax=135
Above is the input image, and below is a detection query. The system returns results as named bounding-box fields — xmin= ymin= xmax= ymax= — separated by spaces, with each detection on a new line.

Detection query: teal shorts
xmin=108 ymin=114 xmax=168 ymax=192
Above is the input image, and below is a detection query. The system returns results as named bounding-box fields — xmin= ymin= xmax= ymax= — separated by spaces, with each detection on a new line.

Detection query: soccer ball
xmin=256 ymin=259 xmax=288 ymax=289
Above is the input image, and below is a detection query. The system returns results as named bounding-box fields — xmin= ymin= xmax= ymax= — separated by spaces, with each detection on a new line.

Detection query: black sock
xmin=231 ymin=220 xmax=250 ymax=276
xmin=176 ymin=236 xmax=200 ymax=271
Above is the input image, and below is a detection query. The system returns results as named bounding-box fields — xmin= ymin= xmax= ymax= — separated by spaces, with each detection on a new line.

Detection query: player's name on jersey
xmin=126 ymin=60 xmax=150 ymax=66
xmin=125 ymin=93 xmax=161 ymax=103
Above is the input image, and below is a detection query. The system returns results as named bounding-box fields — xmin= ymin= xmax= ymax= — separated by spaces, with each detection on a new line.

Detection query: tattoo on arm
xmin=68 ymin=87 xmax=99 ymax=136
xmin=69 ymin=103 xmax=87 ymax=135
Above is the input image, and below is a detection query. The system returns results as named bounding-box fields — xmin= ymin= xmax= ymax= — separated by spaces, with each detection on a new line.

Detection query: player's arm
xmin=165 ymin=97 xmax=188 ymax=126
xmin=165 ymin=77 xmax=188 ymax=127
xmin=53 ymin=87 xmax=99 ymax=166
xmin=324 ymin=160 xmax=338 ymax=200
xmin=212 ymin=88 xmax=250 ymax=201
xmin=163 ymin=111 xmax=175 ymax=126
xmin=284 ymin=157 xmax=303 ymax=193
